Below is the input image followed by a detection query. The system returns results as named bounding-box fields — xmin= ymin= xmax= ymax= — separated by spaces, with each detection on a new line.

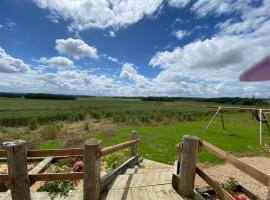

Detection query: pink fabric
xmin=239 ymin=54 xmax=270 ymax=82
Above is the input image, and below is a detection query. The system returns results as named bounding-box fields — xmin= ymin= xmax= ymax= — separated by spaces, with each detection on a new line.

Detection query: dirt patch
xmin=64 ymin=138 xmax=84 ymax=148
xmin=195 ymin=157 xmax=270 ymax=199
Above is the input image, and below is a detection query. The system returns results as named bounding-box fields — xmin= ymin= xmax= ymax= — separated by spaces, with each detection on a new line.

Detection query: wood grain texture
xmin=178 ymin=135 xmax=199 ymax=198
xmin=3 ymin=140 xmax=30 ymax=200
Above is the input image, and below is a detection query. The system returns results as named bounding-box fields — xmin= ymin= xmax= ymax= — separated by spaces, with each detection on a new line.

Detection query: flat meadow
xmin=0 ymin=97 xmax=270 ymax=166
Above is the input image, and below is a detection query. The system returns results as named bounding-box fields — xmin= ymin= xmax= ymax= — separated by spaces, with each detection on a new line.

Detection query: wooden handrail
xmin=196 ymin=166 xmax=234 ymax=200
xmin=30 ymin=172 xmax=84 ymax=181
xmin=201 ymin=140 xmax=270 ymax=186
xmin=99 ymin=139 xmax=141 ymax=158
xmin=0 ymin=139 xmax=140 ymax=158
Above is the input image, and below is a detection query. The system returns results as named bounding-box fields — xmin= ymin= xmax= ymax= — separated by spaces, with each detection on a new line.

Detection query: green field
xmin=0 ymin=97 xmax=216 ymax=126
xmin=0 ymin=97 xmax=270 ymax=165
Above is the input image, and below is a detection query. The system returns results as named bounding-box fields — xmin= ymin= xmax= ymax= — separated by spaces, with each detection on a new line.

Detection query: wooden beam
xmin=205 ymin=107 xmax=221 ymax=133
xmin=196 ymin=166 xmax=234 ymax=200
xmin=99 ymin=139 xmax=141 ymax=158
xmin=202 ymin=140 xmax=270 ymax=186
xmin=130 ymin=130 xmax=138 ymax=157
xmin=84 ymin=140 xmax=101 ymax=200
xmin=178 ymin=135 xmax=199 ymax=198
xmin=0 ymin=149 xmax=83 ymax=157
xmin=29 ymin=172 xmax=83 ymax=181
xmin=28 ymin=157 xmax=54 ymax=185
xmin=3 ymin=140 xmax=30 ymax=200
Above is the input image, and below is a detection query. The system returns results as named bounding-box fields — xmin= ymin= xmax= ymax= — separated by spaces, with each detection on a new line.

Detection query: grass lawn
xmin=90 ymin=112 xmax=270 ymax=165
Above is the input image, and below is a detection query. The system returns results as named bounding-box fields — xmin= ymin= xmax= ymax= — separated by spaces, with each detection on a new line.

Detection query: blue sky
xmin=0 ymin=0 xmax=270 ymax=97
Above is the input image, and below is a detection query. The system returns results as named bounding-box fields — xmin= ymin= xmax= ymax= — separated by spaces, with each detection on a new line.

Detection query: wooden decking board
xmin=0 ymin=159 xmax=201 ymax=199
xmin=125 ymin=168 xmax=172 ymax=174
xmin=110 ymin=172 xmax=172 ymax=190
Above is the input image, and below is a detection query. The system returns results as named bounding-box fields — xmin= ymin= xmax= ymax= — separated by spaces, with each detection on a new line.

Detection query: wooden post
xmin=3 ymin=140 xmax=30 ymax=200
xmin=131 ymin=130 xmax=137 ymax=157
xmin=220 ymin=110 xmax=225 ymax=130
xmin=259 ymin=109 xmax=263 ymax=146
xmin=205 ymin=107 xmax=221 ymax=133
xmin=267 ymin=183 xmax=270 ymax=200
xmin=178 ymin=135 xmax=199 ymax=198
xmin=177 ymin=143 xmax=182 ymax=174
xmin=83 ymin=140 xmax=101 ymax=200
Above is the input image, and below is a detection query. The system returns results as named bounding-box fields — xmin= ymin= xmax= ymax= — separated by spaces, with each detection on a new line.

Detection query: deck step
xmin=125 ymin=167 xmax=173 ymax=174
xmin=138 ymin=159 xmax=172 ymax=169
xmin=106 ymin=184 xmax=183 ymax=200
xmin=110 ymin=172 xmax=172 ymax=190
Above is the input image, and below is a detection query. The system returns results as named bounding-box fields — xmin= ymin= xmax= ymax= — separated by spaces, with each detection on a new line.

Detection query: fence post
xmin=83 ymin=139 xmax=101 ymax=200
xmin=267 ymin=183 xmax=270 ymax=200
xmin=3 ymin=140 xmax=30 ymax=200
xmin=178 ymin=135 xmax=199 ymax=198
xmin=131 ymin=130 xmax=137 ymax=157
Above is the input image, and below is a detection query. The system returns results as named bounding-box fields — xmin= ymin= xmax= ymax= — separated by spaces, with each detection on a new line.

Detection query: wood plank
xmin=202 ymin=140 xmax=270 ymax=186
xmin=99 ymin=139 xmax=141 ymax=158
xmin=29 ymin=172 xmax=83 ymax=181
xmin=29 ymin=157 xmax=53 ymax=175
xmin=110 ymin=172 xmax=171 ymax=190
xmin=196 ymin=166 xmax=234 ymax=200
xmin=101 ymin=155 xmax=139 ymax=192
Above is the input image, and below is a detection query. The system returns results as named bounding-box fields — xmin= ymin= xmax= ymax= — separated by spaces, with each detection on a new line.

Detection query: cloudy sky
xmin=0 ymin=0 xmax=270 ymax=97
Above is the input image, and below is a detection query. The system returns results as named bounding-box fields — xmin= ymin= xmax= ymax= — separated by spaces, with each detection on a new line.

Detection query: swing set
xmin=205 ymin=106 xmax=270 ymax=146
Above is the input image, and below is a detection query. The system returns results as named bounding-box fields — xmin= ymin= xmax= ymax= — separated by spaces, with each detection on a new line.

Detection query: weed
xmin=222 ymin=177 xmax=238 ymax=194
xmin=29 ymin=118 xmax=38 ymax=130
xmin=40 ymin=123 xmax=63 ymax=140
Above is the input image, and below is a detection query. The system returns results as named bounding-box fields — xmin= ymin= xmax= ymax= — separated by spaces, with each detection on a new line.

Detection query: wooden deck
xmin=104 ymin=159 xmax=185 ymax=200
xmin=0 ymin=159 xmax=202 ymax=200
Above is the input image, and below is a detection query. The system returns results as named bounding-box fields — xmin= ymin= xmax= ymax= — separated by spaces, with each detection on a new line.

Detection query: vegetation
xmin=37 ymin=166 xmax=74 ymax=197
xmin=92 ymin=112 xmax=270 ymax=164
xmin=222 ymin=177 xmax=239 ymax=194
xmin=0 ymin=97 xmax=216 ymax=126
xmin=0 ymin=97 xmax=270 ymax=165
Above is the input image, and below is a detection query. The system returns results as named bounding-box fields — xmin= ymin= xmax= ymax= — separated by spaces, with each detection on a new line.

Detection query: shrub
xmin=37 ymin=166 xmax=74 ymax=197
xmin=84 ymin=121 xmax=90 ymax=131
xmin=40 ymin=123 xmax=62 ymax=140
xmin=222 ymin=177 xmax=238 ymax=194
xmin=29 ymin=118 xmax=38 ymax=130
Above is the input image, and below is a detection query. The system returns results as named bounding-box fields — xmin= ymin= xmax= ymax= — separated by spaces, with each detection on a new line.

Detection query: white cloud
xmin=174 ymin=29 xmax=189 ymax=40
xmin=0 ymin=24 xmax=3 ymax=28
xmin=55 ymin=38 xmax=98 ymax=59
xmin=0 ymin=47 xmax=30 ymax=73
xmin=32 ymin=0 xmax=163 ymax=31
xmin=191 ymin=0 xmax=239 ymax=17
xmin=35 ymin=56 xmax=74 ymax=68
xmin=46 ymin=14 xmax=59 ymax=23
xmin=5 ymin=18 xmax=16 ymax=28
xmin=107 ymin=56 xmax=119 ymax=63
xmin=168 ymin=0 xmax=190 ymax=8
xmin=216 ymin=0 xmax=270 ymax=36
xmin=109 ymin=31 xmax=116 ymax=37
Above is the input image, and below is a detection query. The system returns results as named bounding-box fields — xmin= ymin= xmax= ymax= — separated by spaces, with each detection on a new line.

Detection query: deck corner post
xmin=178 ymin=135 xmax=199 ymax=198
xmin=83 ymin=139 xmax=101 ymax=200
xmin=3 ymin=140 xmax=30 ymax=200
xmin=131 ymin=130 xmax=138 ymax=157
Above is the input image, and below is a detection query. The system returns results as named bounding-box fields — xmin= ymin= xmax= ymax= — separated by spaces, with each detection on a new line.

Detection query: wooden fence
xmin=173 ymin=135 xmax=270 ymax=199
xmin=0 ymin=130 xmax=140 ymax=200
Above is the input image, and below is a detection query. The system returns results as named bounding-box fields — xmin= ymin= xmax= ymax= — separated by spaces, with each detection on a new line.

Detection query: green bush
xmin=40 ymin=123 xmax=62 ymax=140
xmin=84 ymin=121 xmax=90 ymax=131
xmin=37 ymin=166 xmax=74 ymax=197
xmin=29 ymin=118 xmax=38 ymax=130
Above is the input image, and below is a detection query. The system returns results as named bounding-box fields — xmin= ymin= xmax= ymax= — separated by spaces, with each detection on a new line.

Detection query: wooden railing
xmin=173 ymin=135 xmax=270 ymax=199
xmin=0 ymin=130 xmax=140 ymax=200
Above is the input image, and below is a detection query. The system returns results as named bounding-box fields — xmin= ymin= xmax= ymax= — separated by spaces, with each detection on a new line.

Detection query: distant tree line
xmin=142 ymin=96 xmax=268 ymax=106
xmin=0 ymin=92 xmax=76 ymax=100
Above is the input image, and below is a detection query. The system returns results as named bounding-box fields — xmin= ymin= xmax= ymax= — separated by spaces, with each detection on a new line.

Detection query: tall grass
xmin=0 ymin=98 xmax=218 ymax=126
